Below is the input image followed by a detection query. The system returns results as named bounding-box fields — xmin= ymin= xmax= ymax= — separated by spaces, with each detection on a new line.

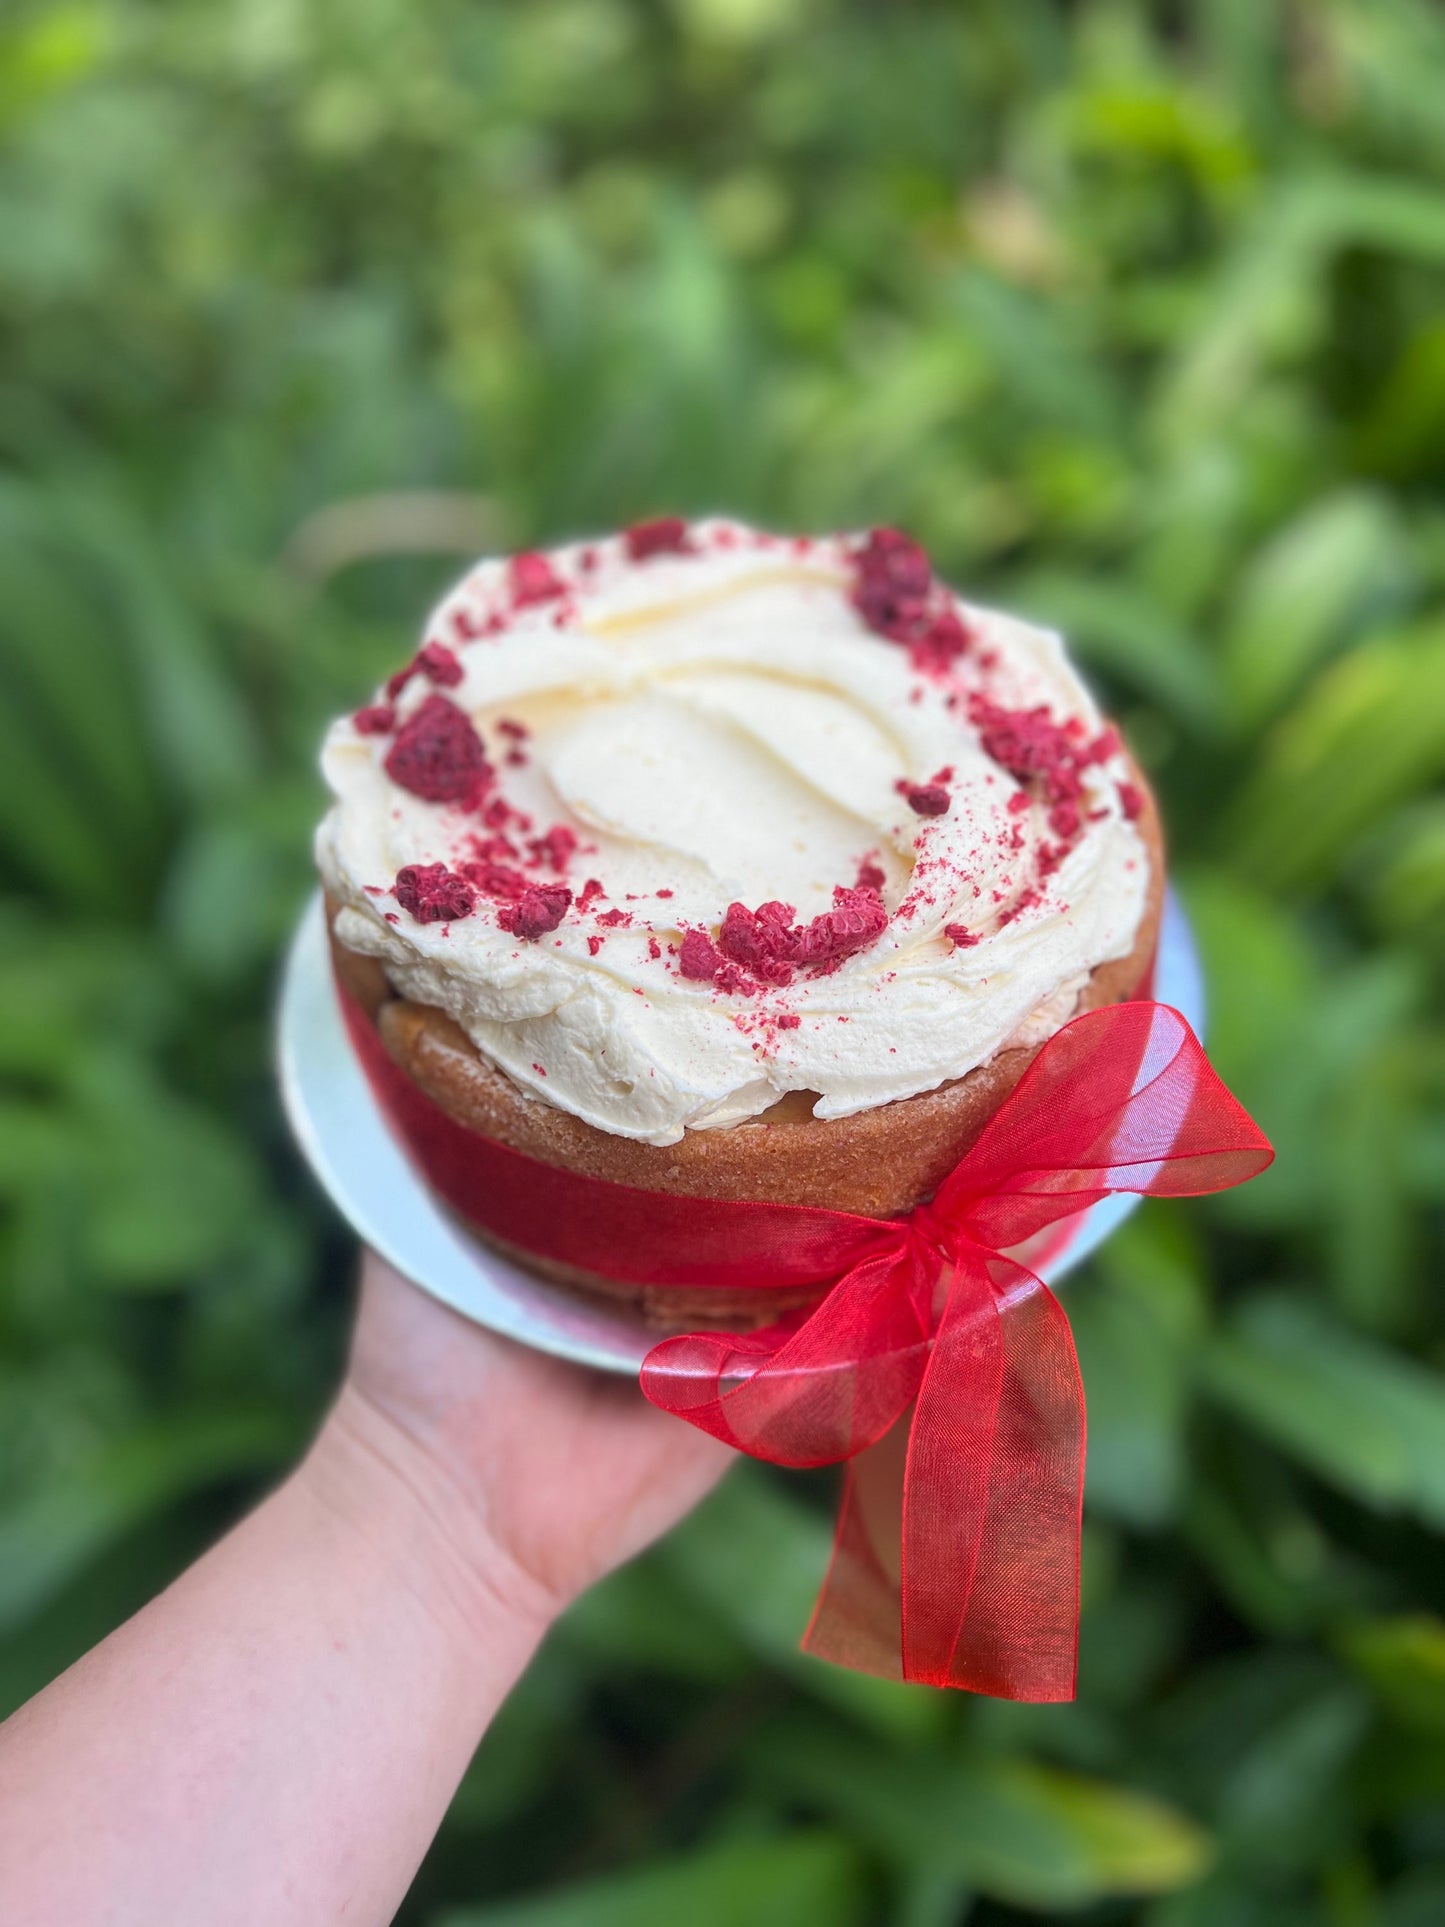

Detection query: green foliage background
xmin=2 ymin=0 xmax=1444 ymax=1920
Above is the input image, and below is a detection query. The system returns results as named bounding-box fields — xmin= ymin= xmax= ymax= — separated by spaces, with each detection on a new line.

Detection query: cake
xmin=317 ymin=519 xmax=1163 ymax=1323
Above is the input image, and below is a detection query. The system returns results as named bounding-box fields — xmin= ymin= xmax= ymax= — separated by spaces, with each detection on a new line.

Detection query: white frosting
xmin=316 ymin=521 xmax=1149 ymax=1146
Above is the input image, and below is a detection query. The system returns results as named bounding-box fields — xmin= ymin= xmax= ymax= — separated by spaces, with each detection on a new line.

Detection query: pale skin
xmin=0 ymin=1252 xmax=730 ymax=1927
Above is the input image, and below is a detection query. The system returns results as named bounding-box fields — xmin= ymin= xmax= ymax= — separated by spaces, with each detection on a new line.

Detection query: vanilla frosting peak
xmin=316 ymin=520 xmax=1149 ymax=1145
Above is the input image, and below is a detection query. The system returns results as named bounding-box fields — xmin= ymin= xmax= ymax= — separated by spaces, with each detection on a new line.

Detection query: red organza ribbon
xmin=337 ymin=981 xmax=1272 ymax=1698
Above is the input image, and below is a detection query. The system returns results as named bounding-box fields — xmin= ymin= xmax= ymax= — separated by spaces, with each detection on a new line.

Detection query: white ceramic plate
xmin=277 ymin=888 xmax=1205 ymax=1374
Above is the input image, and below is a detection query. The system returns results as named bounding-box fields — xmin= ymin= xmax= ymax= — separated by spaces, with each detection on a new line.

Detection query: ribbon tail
xmin=800 ymin=1406 xmax=912 ymax=1681
xmin=903 ymin=1249 xmax=1084 ymax=1699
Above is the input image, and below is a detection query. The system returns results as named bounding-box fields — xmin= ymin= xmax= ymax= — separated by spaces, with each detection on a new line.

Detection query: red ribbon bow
xmin=337 ymin=982 xmax=1272 ymax=1700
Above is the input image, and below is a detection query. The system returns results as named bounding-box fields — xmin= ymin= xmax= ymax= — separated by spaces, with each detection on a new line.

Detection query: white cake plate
xmin=277 ymin=889 xmax=1204 ymax=1375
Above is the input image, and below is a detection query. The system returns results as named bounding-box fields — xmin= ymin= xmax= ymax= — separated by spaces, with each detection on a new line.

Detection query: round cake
xmin=317 ymin=518 xmax=1163 ymax=1323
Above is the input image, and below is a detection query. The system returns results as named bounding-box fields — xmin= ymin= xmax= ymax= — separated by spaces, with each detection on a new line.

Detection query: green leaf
xmin=1339 ymin=1616 xmax=1445 ymax=1734
xmin=758 ymin=1726 xmax=1212 ymax=1908
xmin=434 ymin=1832 xmax=867 ymax=1927
xmin=1070 ymin=1208 xmax=1208 ymax=1528
xmin=1222 ymin=490 xmax=1408 ymax=728
xmin=1006 ymin=569 xmax=1222 ymax=734
xmin=1224 ymin=622 xmax=1445 ymax=892
xmin=0 ymin=1408 xmax=291 ymax=1631
xmin=1203 ymin=1296 xmax=1445 ymax=1524
xmin=662 ymin=1466 xmax=947 ymax=1739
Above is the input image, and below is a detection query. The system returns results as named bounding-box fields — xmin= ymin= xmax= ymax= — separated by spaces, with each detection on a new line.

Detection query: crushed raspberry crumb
xmin=497 ymin=717 xmax=529 ymax=741
xmin=393 ymin=863 xmax=476 ymax=924
xmin=451 ymin=608 xmax=485 ymax=643
xmin=353 ymin=703 xmax=395 ymax=735
xmin=497 ymin=884 xmax=572 ymax=941
xmin=459 ymin=856 xmax=527 ymax=899
xmin=854 ymin=857 xmax=887 ymax=893
xmin=385 ymin=664 xmax=415 ymax=702
xmin=587 ymin=935 xmax=604 ymax=956
xmin=1118 ymin=781 xmax=1144 ymax=821
xmin=905 ymin=783 xmax=950 ymax=817
xmin=776 ymin=1012 xmax=801 ymax=1030
xmin=944 ymin=923 xmax=980 ymax=948
xmin=655 ymin=887 xmax=673 ymax=899
xmin=1008 ymin=789 xmax=1031 ymax=814
xmin=528 ymin=824 xmax=578 ymax=872
xmin=625 ymin=516 xmax=692 ymax=560
xmin=416 ymin=641 xmax=464 ymax=687
xmin=509 ymin=551 xmax=566 ymax=606
xmin=999 ymin=885 xmax=1045 ymax=926
xmin=1037 ymin=841 xmax=1067 ymax=876
xmin=532 ymin=1063 xmax=547 ymax=1076
xmin=1048 ymin=800 xmax=1081 ymax=839
xmin=576 ymin=877 xmax=606 ymax=911
xmin=481 ymin=794 xmax=529 ymax=833
xmin=384 ymin=696 xmax=491 ymax=804
xmin=647 ymin=936 xmax=662 ymax=960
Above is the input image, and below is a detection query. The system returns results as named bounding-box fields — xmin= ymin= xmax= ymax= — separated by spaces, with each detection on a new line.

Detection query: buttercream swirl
xmin=316 ymin=520 xmax=1149 ymax=1146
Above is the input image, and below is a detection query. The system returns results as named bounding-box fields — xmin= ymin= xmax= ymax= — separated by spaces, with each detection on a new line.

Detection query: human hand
xmin=320 ymin=1250 xmax=732 ymax=1634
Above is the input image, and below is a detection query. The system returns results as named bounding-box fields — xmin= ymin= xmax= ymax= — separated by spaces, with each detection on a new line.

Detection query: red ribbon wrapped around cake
xmin=337 ymin=980 xmax=1272 ymax=1701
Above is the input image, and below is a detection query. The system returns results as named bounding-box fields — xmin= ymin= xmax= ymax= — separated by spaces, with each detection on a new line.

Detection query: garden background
xmin=2 ymin=1 xmax=1444 ymax=1921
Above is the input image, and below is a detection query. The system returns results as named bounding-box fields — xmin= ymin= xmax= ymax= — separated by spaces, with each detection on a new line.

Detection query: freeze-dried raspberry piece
xmin=679 ymin=929 xmax=725 ymax=982
xmin=793 ymin=886 xmax=889 ymax=967
xmin=971 ymin=697 xmax=1084 ymax=805
xmin=854 ymin=857 xmax=887 ymax=894
xmin=849 ymin=527 xmax=933 ymax=644
xmin=944 ymin=923 xmax=980 ymax=949
xmin=1118 ymin=781 xmax=1144 ymax=821
xmin=353 ymin=703 xmax=395 ymax=735
xmin=905 ymin=783 xmax=950 ymax=817
xmin=509 ymin=551 xmax=566 ymax=606
xmin=717 ymin=900 xmax=797 ymax=986
xmin=497 ymin=884 xmax=572 ymax=941
xmin=416 ymin=641 xmax=464 ymax=687
xmin=625 ymin=516 xmax=692 ymax=560
xmin=393 ymin=863 xmax=476 ymax=924
xmin=384 ymin=695 xmax=490 ymax=804
xmin=776 ymin=1012 xmax=801 ymax=1030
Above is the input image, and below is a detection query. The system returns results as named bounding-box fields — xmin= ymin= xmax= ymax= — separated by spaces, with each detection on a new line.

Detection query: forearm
xmin=0 ymin=1388 xmax=552 ymax=1927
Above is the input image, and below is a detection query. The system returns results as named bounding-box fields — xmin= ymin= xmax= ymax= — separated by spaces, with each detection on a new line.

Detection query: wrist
xmin=304 ymin=1384 xmax=561 ymax=1657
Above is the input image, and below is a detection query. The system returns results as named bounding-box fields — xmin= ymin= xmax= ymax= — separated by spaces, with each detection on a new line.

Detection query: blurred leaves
xmin=1204 ymin=1296 xmax=1445 ymax=1525
xmin=437 ymin=1831 xmax=867 ymax=1927
xmin=0 ymin=1 xmax=1441 ymax=1923
xmin=759 ymin=1724 xmax=1212 ymax=1909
